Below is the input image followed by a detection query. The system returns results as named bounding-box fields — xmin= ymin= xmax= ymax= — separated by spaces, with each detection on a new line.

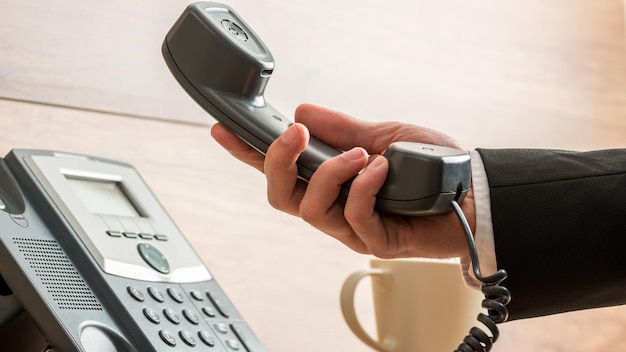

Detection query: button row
xmin=157 ymin=325 xmax=244 ymax=350
xmin=142 ymin=286 xmax=230 ymax=318
xmin=107 ymin=230 xmax=168 ymax=241
xmin=158 ymin=328 xmax=217 ymax=348
xmin=143 ymin=307 xmax=202 ymax=325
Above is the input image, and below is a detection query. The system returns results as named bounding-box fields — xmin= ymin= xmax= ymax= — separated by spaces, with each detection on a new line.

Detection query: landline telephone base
xmin=0 ymin=149 xmax=266 ymax=352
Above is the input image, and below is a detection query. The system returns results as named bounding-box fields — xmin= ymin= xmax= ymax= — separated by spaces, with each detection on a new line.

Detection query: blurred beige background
xmin=1 ymin=0 xmax=625 ymax=351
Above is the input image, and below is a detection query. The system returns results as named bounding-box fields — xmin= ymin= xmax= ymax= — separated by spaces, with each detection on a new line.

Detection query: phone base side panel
xmin=0 ymin=208 xmax=138 ymax=352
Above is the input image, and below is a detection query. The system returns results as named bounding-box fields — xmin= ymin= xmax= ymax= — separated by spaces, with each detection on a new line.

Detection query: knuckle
xmin=266 ymin=190 xmax=288 ymax=211
xmin=343 ymin=206 xmax=361 ymax=225
xmin=368 ymin=246 xmax=394 ymax=259
xmin=299 ymin=201 xmax=321 ymax=223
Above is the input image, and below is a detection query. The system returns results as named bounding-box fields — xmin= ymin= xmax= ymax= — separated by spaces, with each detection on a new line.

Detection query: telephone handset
xmin=0 ymin=149 xmax=265 ymax=351
xmin=162 ymin=2 xmax=471 ymax=216
xmin=163 ymin=3 xmax=510 ymax=352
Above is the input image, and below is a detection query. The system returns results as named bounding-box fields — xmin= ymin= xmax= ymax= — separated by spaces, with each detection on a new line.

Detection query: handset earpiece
xmin=162 ymin=2 xmax=471 ymax=215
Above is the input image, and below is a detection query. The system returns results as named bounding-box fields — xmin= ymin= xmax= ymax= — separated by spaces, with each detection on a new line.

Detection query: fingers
xmin=265 ymin=123 xmax=310 ymax=216
xmin=343 ymin=156 xmax=402 ymax=258
xmin=299 ymin=147 xmax=371 ymax=253
xmin=210 ymin=123 xmax=265 ymax=173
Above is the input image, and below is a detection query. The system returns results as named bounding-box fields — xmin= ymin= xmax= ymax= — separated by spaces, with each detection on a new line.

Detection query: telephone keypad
xmin=126 ymin=282 xmax=255 ymax=350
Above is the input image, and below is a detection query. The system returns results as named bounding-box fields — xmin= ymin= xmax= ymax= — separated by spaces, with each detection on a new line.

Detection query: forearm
xmin=477 ymin=148 xmax=626 ymax=320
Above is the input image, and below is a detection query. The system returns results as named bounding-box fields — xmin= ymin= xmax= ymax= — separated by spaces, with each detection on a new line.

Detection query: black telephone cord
xmin=451 ymin=200 xmax=511 ymax=352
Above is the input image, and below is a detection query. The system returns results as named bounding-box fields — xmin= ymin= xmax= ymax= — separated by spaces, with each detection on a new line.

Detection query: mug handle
xmin=340 ymin=268 xmax=396 ymax=352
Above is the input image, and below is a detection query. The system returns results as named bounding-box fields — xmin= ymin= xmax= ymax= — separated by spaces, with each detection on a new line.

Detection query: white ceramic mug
xmin=340 ymin=259 xmax=484 ymax=352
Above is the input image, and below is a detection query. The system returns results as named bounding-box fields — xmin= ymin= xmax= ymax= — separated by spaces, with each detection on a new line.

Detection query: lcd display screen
xmin=66 ymin=177 xmax=142 ymax=217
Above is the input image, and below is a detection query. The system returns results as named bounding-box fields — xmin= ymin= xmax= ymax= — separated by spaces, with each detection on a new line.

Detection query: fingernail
xmin=368 ymin=156 xmax=386 ymax=168
xmin=281 ymin=124 xmax=299 ymax=143
xmin=342 ymin=147 xmax=365 ymax=161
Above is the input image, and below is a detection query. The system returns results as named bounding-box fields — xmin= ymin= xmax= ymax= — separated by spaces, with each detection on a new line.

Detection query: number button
xmin=143 ymin=307 xmax=160 ymax=324
xmin=179 ymin=330 xmax=196 ymax=347
xmin=198 ymin=330 xmax=215 ymax=347
xmin=167 ymin=287 xmax=184 ymax=303
xmin=127 ymin=286 xmax=144 ymax=302
xmin=159 ymin=329 xmax=176 ymax=347
xmin=182 ymin=309 xmax=200 ymax=325
xmin=163 ymin=308 xmax=180 ymax=325
xmin=147 ymin=287 xmax=165 ymax=302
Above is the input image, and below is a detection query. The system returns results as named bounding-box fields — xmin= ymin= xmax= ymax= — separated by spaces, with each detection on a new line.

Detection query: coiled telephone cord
xmin=451 ymin=200 xmax=511 ymax=352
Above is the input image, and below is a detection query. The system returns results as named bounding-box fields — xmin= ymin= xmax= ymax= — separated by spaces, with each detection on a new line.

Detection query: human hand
xmin=211 ymin=104 xmax=475 ymax=259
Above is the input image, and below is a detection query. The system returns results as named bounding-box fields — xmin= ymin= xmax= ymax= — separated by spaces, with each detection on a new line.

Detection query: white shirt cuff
xmin=461 ymin=150 xmax=497 ymax=289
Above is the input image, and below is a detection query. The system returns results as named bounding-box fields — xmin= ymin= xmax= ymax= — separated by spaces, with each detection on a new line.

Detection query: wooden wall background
xmin=1 ymin=0 xmax=625 ymax=351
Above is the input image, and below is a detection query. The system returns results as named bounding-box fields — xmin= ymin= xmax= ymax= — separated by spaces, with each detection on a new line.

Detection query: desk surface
xmin=1 ymin=1 xmax=626 ymax=351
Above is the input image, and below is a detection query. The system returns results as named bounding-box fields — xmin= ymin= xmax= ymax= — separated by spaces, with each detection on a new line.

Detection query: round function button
xmin=182 ymin=309 xmax=199 ymax=325
xmin=159 ymin=329 xmax=177 ymax=347
xmin=143 ymin=307 xmax=160 ymax=324
xmin=127 ymin=286 xmax=144 ymax=302
xmin=147 ymin=287 xmax=165 ymax=303
xmin=163 ymin=308 xmax=180 ymax=325
xmin=167 ymin=287 xmax=184 ymax=303
xmin=179 ymin=330 xmax=196 ymax=347
xmin=137 ymin=243 xmax=170 ymax=274
xmin=198 ymin=330 xmax=215 ymax=347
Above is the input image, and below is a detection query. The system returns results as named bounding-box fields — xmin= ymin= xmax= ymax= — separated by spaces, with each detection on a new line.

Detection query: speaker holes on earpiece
xmin=220 ymin=19 xmax=249 ymax=41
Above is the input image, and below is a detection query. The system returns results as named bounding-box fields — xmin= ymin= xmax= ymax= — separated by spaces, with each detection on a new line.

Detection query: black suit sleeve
xmin=476 ymin=148 xmax=626 ymax=320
